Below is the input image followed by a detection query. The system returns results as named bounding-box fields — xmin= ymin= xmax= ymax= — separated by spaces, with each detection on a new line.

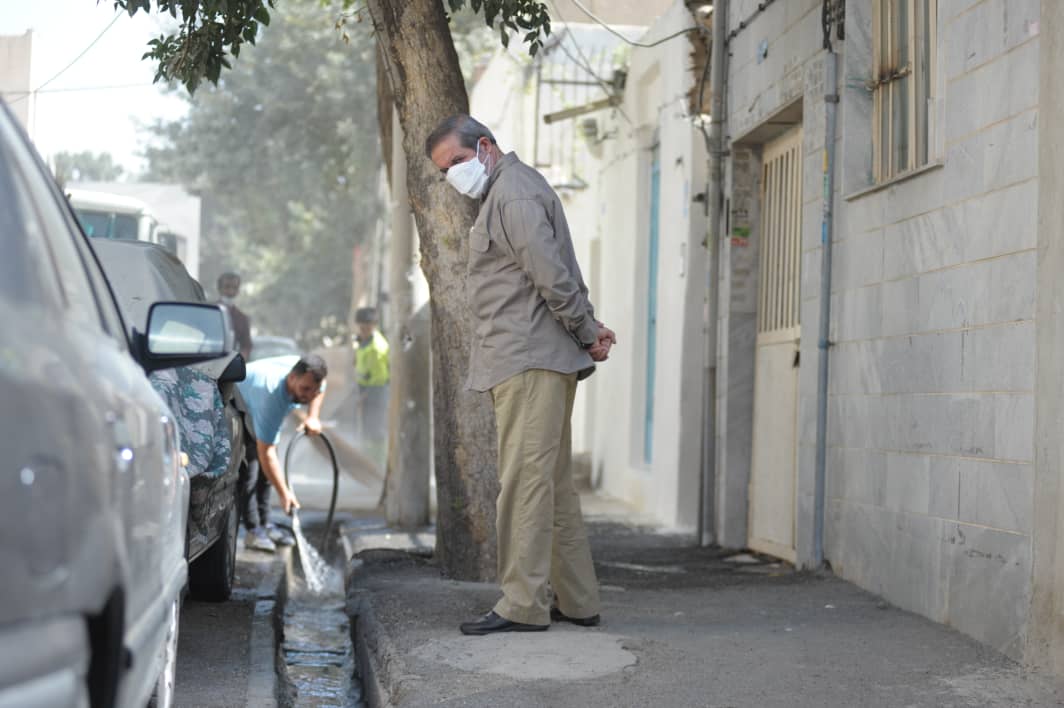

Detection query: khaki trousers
xmin=491 ymin=369 xmax=601 ymax=625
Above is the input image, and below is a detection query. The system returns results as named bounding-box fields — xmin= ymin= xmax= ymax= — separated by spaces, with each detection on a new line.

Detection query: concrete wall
xmin=0 ymin=32 xmax=34 ymax=137
xmin=717 ymin=0 xmax=1041 ymax=659
xmin=588 ymin=0 xmax=708 ymax=529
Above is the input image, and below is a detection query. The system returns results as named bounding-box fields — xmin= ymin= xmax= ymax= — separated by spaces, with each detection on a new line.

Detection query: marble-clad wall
xmin=825 ymin=0 xmax=1040 ymax=659
xmin=719 ymin=0 xmax=1041 ymax=658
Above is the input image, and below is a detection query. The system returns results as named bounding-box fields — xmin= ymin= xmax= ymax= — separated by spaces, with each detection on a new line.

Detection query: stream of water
xmin=291 ymin=512 xmax=341 ymax=594
xmin=284 ymin=513 xmax=362 ymax=706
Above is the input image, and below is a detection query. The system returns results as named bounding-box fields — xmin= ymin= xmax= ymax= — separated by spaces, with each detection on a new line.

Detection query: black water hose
xmin=283 ymin=429 xmax=340 ymax=556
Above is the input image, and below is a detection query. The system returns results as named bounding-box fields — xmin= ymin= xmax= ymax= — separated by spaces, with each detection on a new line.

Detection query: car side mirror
xmin=219 ymin=353 xmax=247 ymax=384
xmin=136 ymin=302 xmax=234 ymax=373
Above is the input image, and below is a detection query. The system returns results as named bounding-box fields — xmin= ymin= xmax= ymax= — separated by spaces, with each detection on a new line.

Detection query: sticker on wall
xmin=731 ymin=225 xmax=751 ymax=247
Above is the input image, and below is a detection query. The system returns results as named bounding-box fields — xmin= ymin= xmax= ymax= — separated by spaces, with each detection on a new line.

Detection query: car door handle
xmin=106 ymin=411 xmax=135 ymax=471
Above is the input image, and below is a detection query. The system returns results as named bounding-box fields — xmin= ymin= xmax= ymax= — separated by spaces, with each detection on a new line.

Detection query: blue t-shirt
xmin=238 ymin=356 xmax=300 ymax=445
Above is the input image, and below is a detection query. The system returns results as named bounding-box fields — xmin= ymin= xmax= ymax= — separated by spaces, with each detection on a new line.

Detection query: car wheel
xmin=148 ymin=596 xmax=179 ymax=708
xmin=188 ymin=496 xmax=238 ymax=602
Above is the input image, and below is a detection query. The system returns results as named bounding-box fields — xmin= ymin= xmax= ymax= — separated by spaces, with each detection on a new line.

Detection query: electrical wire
xmin=567 ymin=0 xmax=698 ymax=48
xmin=4 ymin=12 xmax=123 ymax=106
xmin=5 ymin=82 xmax=156 ymax=96
xmin=545 ymin=0 xmax=633 ymax=124
xmin=550 ymin=31 xmax=611 ymax=86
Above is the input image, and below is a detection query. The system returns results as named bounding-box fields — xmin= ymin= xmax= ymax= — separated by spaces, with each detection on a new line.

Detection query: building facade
xmin=634 ymin=0 xmax=1064 ymax=669
xmin=475 ymin=0 xmax=1064 ymax=670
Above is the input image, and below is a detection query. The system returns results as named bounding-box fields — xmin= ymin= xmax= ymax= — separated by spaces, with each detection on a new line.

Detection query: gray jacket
xmin=466 ymin=151 xmax=597 ymax=392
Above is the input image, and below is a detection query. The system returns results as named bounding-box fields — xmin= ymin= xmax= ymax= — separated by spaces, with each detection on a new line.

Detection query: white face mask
xmin=220 ymin=295 xmax=236 ymax=305
xmin=445 ymin=142 xmax=491 ymax=199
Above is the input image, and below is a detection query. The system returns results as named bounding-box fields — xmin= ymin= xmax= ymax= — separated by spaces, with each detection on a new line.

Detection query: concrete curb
xmin=245 ymin=547 xmax=290 ymax=708
xmin=347 ymin=586 xmax=401 ymax=708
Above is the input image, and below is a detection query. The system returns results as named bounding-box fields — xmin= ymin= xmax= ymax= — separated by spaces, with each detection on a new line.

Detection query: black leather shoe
xmin=550 ymin=607 xmax=601 ymax=627
xmin=460 ymin=611 xmax=548 ymax=636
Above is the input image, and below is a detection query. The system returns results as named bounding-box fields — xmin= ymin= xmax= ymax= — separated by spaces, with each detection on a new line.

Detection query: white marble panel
xmin=883 ymin=205 xmax=963 ymax=281
xmin=832 ymin=284 xmax=882 ymax=342
xmin=993 ymin=393 xmax=1034 ymax=462
xmin=982 ymin=109 xmax=1038 ymax=193
xmin=829 ymin=341 xmax=878 ymax=396
xmin=878 ymin=277 xmax=920 ymax=338
xmin=939 ymin=0 xmax=986 ymax=22
xmin=944 ymin=0 xmax=1039 ymax=80
xmin=958 ymin=460 xmax=1034 ymax=534
xmin=801 ymin=247 xmax=822 ymax=302
xmin=960 ymin=322 xmax=1035 ymax=392
xmin=884 ymin=452 xmax=933 ymax=515
xmin=928 ymin=455 xmax=962 ymax=520
xmin=884 ymin=511 xmax=949 ymax=622
xmin=829 ymin=446 xmax=887 ymax=507
xmin=943 ymin=522 xmax=1031 ymax=659
xmin=832 ymin=229 xmax=884 ymax=292
xmin=944 ymin=39 xmax=1039 ymax=143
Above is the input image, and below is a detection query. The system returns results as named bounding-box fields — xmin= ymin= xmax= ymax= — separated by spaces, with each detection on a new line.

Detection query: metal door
xmin=644 ymin=146 xmax=661 ymax=465
xmin=748 ymin=125 xmax=803 ymax=562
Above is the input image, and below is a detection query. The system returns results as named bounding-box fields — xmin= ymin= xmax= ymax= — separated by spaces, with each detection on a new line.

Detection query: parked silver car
xmin=0 ymin=100 xmax=231 ymax=708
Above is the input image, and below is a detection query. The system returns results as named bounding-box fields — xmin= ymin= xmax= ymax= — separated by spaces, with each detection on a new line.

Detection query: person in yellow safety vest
xmin=353 ymin=307 xmax=389 ymax=464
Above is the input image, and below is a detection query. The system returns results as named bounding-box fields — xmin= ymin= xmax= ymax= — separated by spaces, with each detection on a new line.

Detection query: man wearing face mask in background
xmin=217 ymin=271 xmax=253 ymax=361
xmin=426 ymin=114 xmax=617 ymax=635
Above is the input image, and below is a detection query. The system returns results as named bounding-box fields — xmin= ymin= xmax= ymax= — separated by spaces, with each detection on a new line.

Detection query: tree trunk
xmin=366 ymin=0 xmax=498 ymax=580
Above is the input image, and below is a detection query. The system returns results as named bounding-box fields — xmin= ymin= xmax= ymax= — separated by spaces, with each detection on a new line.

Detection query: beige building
xmin=0 ymin=31 xmax=34 ymax=136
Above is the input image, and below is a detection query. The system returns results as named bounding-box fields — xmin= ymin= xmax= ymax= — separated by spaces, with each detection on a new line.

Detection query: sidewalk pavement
xmin=344 ymin=495 xmax=1064 ymax=708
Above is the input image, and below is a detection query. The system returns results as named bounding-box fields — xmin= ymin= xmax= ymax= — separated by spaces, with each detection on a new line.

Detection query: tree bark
xmin=366 ymin=0 xmax=498 ymax=580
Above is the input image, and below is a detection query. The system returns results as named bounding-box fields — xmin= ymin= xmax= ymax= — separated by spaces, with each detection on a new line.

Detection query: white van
xmin=68 ymin=188 xmax=159 ymax=243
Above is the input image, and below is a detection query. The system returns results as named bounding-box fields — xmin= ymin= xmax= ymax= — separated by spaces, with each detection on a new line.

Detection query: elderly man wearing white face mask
xmin=426 ymin=114 xmax=617 ymax=636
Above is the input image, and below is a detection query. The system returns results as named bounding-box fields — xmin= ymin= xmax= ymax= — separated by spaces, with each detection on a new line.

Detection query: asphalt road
xmin=174 ymin=543 xmax=275 ymax=708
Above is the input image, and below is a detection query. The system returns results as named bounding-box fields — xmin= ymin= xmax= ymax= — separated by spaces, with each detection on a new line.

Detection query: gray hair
xmin=424 ymin=114 xmax=496 ymax=159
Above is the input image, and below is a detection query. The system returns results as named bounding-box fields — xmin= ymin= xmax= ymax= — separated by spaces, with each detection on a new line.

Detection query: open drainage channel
xmin=276 ymin=512 xmax=365 ymax=707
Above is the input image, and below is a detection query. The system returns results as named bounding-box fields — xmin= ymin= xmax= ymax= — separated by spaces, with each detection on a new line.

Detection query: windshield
xmin=75 ymin=208 xmax=139 ymax=240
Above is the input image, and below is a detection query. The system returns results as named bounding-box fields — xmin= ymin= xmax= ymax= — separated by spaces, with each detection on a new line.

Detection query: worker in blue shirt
xmin=237 ymin=354 xmax=327 ymax=552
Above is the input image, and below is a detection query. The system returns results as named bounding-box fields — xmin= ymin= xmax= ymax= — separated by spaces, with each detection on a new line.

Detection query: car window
xmin=0 ymin=105 xmax=119 ymax=340
xmin=63 ymin=206 xmax=131 ymax=349
xmin=11 ymin=179 xmax=102 ymax=331
xmin=75 ymin=209 xmax=139 ymax=240
xmin=0 ymin=138 xmax=61 ymax=309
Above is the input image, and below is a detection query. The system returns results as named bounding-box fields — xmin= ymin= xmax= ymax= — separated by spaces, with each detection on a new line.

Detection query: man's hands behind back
xmin=589 ymin=322 xmax=616 ymax=362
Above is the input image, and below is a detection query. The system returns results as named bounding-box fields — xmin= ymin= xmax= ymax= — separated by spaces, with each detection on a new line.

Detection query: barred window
xmin=872 ymin=0 xmax=936 ymax=182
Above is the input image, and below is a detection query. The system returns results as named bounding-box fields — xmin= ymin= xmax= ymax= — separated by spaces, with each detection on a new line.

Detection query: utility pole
xmin=384 ymin=110 xmax=431 ymax=528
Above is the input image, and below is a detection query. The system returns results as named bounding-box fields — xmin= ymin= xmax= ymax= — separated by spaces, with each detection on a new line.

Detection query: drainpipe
xmin=698 ymin=0 xmax=727 ymax=548
xmin=813 ymin=44 xmax=839 ymax=567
